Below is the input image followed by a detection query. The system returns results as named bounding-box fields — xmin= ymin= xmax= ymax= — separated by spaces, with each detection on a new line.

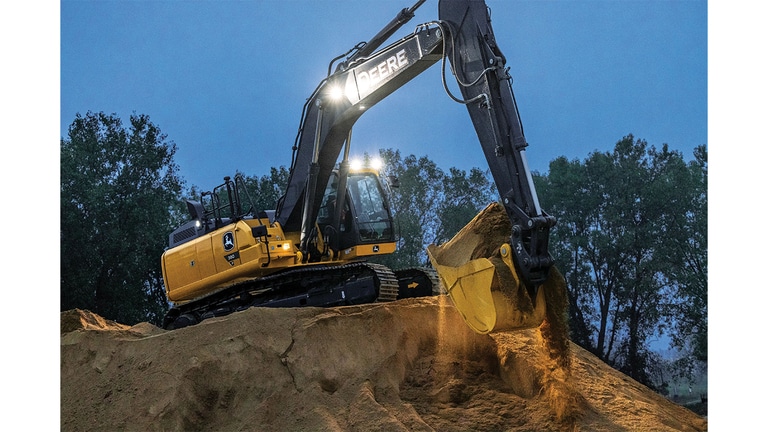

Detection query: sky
xmin=58 ymin=0 xmax=708 ymax=192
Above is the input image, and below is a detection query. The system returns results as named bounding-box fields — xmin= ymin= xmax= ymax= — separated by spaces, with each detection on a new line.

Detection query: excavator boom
xmin=275 ymin=14 xmax=445 ymax=247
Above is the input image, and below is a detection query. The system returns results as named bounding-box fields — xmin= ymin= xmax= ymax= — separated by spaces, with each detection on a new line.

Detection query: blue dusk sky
xmin=58 ymin=0 xmax=707 ymax=192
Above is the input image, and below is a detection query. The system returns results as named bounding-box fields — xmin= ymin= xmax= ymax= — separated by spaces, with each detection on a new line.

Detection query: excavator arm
xmin=274 ymin=0 xmax=561 ymax=334
xmin=438 ymin=0 xmax=556 ymax=291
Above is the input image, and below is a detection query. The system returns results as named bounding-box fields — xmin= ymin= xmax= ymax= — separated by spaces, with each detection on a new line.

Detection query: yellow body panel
xmin=161 ymin=217 xmax=398 ymax=305
xmin=162 ymin=219 xmax=299 ymax=303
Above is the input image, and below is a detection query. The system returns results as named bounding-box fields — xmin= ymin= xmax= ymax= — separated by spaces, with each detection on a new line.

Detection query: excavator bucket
xmin=427 ymin=202 xmax=557 ymax=334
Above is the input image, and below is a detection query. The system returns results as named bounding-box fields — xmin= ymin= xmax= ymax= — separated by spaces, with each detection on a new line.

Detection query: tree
xmin=535 ymin=160 xmax=600 ymax=352
xmin=236 ymin=166 xmax=290 ymax=214
xmin=61 ymin=111 xmax=184 ymax=325
xmin=607 ymin=139 xmax=684 ymax=385
xmin=377 ymin=149 xmax=445 ymax=268
xmin=662 ymin=145 xmax=707 ymax=363
xmin=375 ymin=149 xmax=494 ymax=270
xmin=435 ymin=166 xmax=494 ymax=246
xmin=536 ymin=135 xmax=706 ymax=387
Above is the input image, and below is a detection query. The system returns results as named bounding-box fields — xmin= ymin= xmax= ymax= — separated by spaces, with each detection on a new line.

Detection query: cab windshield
xmin=318 ymin=171 xmax=393 ymax=242
xmin=347 ymin=173 xmax=392 ymax=241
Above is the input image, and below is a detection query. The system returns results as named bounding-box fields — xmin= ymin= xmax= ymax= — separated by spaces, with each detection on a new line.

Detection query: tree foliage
xmin=435 ymin=166 xmax=495 ymax=246
xmin=61 ymin=111 xmax=184 ymax=325
xmin=374 ymin=149 xmax=494 ymax=270
xmin=661 ymin=146 xmax=708 ymax=362
xmin=536 ymin=135 xmax=707 ymax=387
xmin=238 ymin=166 xmax=291 ymax=213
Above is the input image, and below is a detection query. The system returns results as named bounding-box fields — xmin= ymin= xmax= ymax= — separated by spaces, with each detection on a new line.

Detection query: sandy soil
xmin=60 ymin=296 xmax=707 ymax=431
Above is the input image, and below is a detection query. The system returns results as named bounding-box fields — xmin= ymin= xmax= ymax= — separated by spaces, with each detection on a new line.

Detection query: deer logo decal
xmin=223 ymin=232 xmax=235 ymax=252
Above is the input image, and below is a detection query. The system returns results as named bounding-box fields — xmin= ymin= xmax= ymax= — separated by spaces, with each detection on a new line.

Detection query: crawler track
xmin=163 ymin=262 xmax=399 ymax=330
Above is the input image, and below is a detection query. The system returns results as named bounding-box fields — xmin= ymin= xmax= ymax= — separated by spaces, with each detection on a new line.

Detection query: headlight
xmin=370 ymin=157 xmax=383 ymax=170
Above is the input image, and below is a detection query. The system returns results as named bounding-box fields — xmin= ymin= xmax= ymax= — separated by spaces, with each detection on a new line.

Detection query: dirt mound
xmin=60 ymin=297 xmax=707 ymax=431
xmin=60 ymin=308 xmax=131 ymax=333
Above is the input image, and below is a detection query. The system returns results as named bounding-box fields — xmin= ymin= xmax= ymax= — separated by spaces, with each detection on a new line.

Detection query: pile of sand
xmin=60 ymin=296 xmax=706 ymax=431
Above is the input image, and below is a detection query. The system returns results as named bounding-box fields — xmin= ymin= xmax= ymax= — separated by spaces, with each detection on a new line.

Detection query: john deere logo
xmin=223 ymin=232 xmax=235 ymax=251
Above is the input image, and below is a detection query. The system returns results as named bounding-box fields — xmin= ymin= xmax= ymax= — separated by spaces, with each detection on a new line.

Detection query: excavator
xmin=161 ymin=0 xmax=564 ymax=334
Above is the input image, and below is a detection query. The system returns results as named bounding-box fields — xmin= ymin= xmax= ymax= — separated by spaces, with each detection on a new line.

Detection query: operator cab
xmin=318 ymin=168 xmax=394 ymax=251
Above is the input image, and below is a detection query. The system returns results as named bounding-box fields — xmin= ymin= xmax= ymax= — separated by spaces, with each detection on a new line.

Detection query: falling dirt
xmin=60 ymin=297 xmax=707 ymax=431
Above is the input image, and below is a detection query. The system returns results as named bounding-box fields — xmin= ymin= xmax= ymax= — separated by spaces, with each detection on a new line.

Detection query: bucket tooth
xmin=427 ymin=202 xmax=547 ymax=334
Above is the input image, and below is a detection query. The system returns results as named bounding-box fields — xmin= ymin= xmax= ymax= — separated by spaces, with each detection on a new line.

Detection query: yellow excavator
xmin=161 ymin=0 xmax=565 ymax=334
